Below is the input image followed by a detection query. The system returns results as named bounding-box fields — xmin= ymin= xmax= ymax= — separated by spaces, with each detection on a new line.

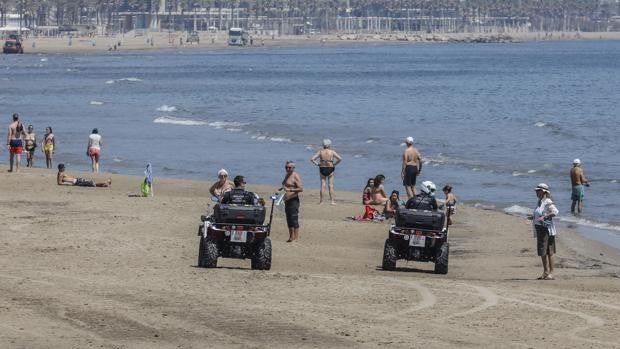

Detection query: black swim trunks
xmin=75 ymin=178 xmax=95 ymax=187
xmin=319 ymin=167 xmax=334 ymax=177
xmin=284 ymin=196 xmax=300 ymax=229
xmin=403 ymin=165 xmax=418 ymax=187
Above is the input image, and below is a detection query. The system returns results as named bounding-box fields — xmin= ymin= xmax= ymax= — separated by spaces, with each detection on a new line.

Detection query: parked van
xmin=228 ymin=28 xmax=249 ymax=46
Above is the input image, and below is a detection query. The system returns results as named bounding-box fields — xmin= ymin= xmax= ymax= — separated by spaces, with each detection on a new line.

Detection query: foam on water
xmin=534 ymin=122 xmax=546 ymax=127
xmin=527 ymin=169 xmax=536 ymax=174
xmin=269 ymin=137 xmax=292 ymax=143
xmin=106 ymin=77 xmax=143 ymax=84
xmin=503 ymin=204 xmax=532 ymax=216
xmin=503 ymin=204 xmax=620 ymax=233
xmin=90 ymin=101 xmax=104 ymax=105
xmin=208 ymin=121 xmax=246 ymax=129
xmin=153 ymin=116 xmax=207 ymax=126
xmin=156 ymin=105 xmax=177 ymax=112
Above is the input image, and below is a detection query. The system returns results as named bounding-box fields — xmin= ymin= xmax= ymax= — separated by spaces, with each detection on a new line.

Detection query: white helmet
xmin=420 ymin=180 xmax=436 ymax=195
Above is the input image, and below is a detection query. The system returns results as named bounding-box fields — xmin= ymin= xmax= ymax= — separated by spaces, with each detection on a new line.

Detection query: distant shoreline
xmin=14 ymin=30 xmax=620 ymax=54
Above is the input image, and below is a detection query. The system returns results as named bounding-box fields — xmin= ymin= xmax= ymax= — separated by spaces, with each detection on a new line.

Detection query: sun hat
xmin=322 ymin=139 xmax=332 ymax=148
xmin=535 ymin=183 xmax=550 ymax=193
xmin=405 ymin=136 xmax=414 ymax=145
xmin=573 ymin=158 xmax=581 ymax=166
xmin=217 ymin=168 xmax=228 ymax=177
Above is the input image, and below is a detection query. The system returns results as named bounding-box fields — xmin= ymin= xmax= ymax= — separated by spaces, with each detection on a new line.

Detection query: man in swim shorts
xmin=401 ymin=136 xmax=422 ymax=199
xmin=57 ymin=163 xmax=111 ymax=187
xmin=7 ymin=113 xmax=26 ymax=173
xmin=310 ymin=139 xmax=342 ymax=205
xmin=570 ymin=158 xmax=589 ymax=215
xmin=282 ymin=161 xmax=303 ymax=242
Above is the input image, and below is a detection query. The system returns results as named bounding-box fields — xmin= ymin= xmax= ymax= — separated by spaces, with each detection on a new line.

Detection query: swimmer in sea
xmin=57 ymin=163 xmax=111 ymax=187
xmin=401 ymin=136 xmax=422 ymax=199
xmin=310 ymin=139 xmax=342 ymax=205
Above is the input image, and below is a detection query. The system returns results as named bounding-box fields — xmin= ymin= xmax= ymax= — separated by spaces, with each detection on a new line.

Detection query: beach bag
xmin=141 ymin=179 xmax=152 ymax=197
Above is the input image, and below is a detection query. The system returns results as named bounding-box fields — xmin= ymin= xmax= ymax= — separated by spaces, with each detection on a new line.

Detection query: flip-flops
xmin=537 ymin=273 xmax=548 ymax=280
xmin=544 ymin=274 xmax=555 ymax=280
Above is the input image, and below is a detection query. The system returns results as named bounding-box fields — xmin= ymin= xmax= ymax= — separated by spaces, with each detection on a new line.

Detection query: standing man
xmin=282 ymin=161 xmax=303 ymax=242
xmin=7 ymin=113 xmax=26 ymax=173
xmin=24 ymin=125 xmax=37 ymax=167
xmin=401 ymin=136 xmax=422 ymax=199
xmin=87 ymin=128 xmax=102 ymax=173
xmin=570 ymin=158 xmax=589 ymax=215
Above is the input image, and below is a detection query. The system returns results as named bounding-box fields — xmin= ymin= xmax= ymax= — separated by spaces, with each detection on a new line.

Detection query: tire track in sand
xmin=436 ymin=284 xmax=499 ymax=321
xmin=378 ymin=278 xmax=436 ymax=320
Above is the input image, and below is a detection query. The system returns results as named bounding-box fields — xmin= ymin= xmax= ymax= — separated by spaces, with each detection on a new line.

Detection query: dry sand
xmin=0 ymin=166 xmax=619 ymax=348
xmin=18 ymin=30 xmax=620 ymax=54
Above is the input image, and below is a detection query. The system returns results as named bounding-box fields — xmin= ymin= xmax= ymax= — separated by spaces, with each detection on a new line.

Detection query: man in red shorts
xmin=7 ymin=113 xmax=26 ymax=172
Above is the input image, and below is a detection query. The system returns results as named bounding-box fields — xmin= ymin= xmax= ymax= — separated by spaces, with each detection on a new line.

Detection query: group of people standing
xmin=6 ymin=113 xmax=104 ymax=175
xmin=6 ymin=113 xmax=55 ymax=171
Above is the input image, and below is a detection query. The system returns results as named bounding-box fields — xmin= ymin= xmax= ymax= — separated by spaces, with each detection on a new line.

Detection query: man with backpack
xmin=7 ymin=113 xmax=26 ymax=172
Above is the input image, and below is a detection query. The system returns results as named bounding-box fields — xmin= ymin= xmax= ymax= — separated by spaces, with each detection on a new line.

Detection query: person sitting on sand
xmin=57 ymin=163 xmax=111 ymax=187
xmin=384 ymin=190 xmax=404 ymax=219
xmin=209 ymin=168 xmax=234 ymax=199
xmin=405 ymin=181 xmax=438 ymax=211
xmin=362 ymin=178 xmax=374 ymax=205
xmin=369 ymin=174 xmax=388 ymax=205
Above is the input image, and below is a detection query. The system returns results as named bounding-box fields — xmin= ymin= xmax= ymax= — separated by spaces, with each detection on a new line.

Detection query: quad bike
xmin=197 ymin=193 xmax=277 ymax=270
xmin=382 ymin=207 xmax=450 ymax=274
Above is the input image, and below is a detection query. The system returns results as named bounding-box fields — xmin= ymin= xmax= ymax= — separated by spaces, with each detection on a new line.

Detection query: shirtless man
xmin=24 ymin=125 xmax=36 ymax=167
xmin=7 ymin=113 xmax=26 ymax=172
xmin=57 ymin=163 xmax=111 ymax=187
xmin=570 ymin=158 xmax=589 ymax=215
xmin=401 ymin=136 xmax=423 ymax=199
xmin=310 ymin=139 xmax=342 ymax=205
xmin=282 ymin=161 xmax=303 ymax=242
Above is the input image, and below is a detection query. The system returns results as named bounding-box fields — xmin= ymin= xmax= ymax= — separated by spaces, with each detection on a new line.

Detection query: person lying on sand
xmin=57 ymin=163 xmax=111 ymax=187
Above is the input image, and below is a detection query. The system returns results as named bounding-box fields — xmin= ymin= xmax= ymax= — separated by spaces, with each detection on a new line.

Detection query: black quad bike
xmin=197 ymin=194 xmax=277 ymax=270
xmin=381 ymin=208 xmax=450 ymax=274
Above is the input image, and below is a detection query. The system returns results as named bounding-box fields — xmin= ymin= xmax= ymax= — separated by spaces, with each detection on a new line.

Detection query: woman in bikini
xmin=362 ymin=178 xmax=374 ymax=205
xmin=42 ymin=127 xmax=55 ymax=169
xmin=310 ymin=139 xmax=342 ymax=205
xmin=208 ymin=168 xmax=234 ymax=200
xmin=24 ymin=125 xmax=37 ymax=167
xmin=369 ymin=174 xmax=388 ymax=205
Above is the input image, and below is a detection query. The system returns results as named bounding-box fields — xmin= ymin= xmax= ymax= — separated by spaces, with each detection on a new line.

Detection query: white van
xmin=228 ymin=28 xmax=249 ymax=46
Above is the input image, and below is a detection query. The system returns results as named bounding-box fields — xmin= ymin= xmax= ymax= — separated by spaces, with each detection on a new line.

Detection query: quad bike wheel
xmin=434 ymin=242 xmax=449 ymax=274
xmin=201 ymin=237 xmax=219 ymax=268
xmin=382 ymin=240 xmax=397 ymax=270
xmin=251 ymin=238 xmax=272 ymax=270
xmin=197 ymin=236 xmax=205 ymax=267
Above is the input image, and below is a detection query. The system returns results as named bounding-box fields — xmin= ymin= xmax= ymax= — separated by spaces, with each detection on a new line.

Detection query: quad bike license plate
xmin=409 ymin=235 xmax=426 ymax=247
xmin=229 ymin=231 xmax=247 ymax=243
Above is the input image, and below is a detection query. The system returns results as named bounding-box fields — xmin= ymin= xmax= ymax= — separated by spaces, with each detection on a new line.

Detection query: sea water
xmin=1 ymin=41 xmax=618 ymax=245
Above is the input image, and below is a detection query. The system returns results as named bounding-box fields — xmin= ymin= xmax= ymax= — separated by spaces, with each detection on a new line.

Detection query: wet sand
xmin=0 ymin=167 xmax=618 ymax=348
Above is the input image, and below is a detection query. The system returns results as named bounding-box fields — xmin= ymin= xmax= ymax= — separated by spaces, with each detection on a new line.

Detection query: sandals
xmin=537 ymin=273 xmax=555 ymax=280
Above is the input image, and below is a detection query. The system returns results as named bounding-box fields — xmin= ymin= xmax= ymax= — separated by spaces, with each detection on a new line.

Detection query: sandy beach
xmin=15 ymin=30 xmax=620 ymax=54
xmin=0 ymin=166 xmax=618 ymax=348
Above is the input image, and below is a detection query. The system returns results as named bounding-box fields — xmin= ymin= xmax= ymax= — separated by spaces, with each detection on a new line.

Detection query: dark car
xmin=3 ymin=39 xmax=24 ymax=54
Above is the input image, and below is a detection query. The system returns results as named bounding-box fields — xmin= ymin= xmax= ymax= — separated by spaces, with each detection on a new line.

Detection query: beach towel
xmin=350 ymin=205 xmax=386 ymax=222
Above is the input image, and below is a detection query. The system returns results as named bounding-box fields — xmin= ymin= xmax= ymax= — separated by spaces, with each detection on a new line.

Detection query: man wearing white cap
xmin=570 ymin=158 xmax=589 ymax=215
xmin=401 ymin=136 xmax=422 ymax=199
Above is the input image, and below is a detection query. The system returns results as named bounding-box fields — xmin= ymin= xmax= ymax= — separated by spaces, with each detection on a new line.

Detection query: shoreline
xmin=12 ymin=30 xmax=620 ymax=54
xmin=0 ymin=166 xmax=618 ymax=347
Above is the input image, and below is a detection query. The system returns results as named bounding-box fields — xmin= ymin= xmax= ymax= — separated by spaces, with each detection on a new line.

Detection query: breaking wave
xmin=153 ymin=116 xmax=207 ymax=126
xmin=156 ymin=105 xmax=177 ymax=112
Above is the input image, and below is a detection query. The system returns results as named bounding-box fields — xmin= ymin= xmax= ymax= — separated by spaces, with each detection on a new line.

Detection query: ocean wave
xmin=534 ymin=122 xmax=546 ymax=127
xmin=208 ymin=121 xmax=247 ymax=129
xmin=153 ymin=116 xmax=207 ymax=126
xmin=474 ymin=203 xmax=496 ymax=210
xmin=527 ymin=169 xmax=536 ymax=174
xmin=269 ymin=137 xmax=292 ymax=143
xmin=40 ymin=58 xmax=48 ymax=62
xmin=503 ymin=204 xmax=531 ymax=216
xmin=156 ymin=105 xmax=177 ymax=112
xmin=90 ymin=101 xmax=104 ymax=105
xmin=105 ymin=77 xmax=143 ymax=84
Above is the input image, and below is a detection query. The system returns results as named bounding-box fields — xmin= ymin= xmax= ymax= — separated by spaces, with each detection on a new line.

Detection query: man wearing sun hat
xmin=570 ymin=158 xmax=589 ymax=215
xmin=401 ymin=136 xmax=422 ymax=199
